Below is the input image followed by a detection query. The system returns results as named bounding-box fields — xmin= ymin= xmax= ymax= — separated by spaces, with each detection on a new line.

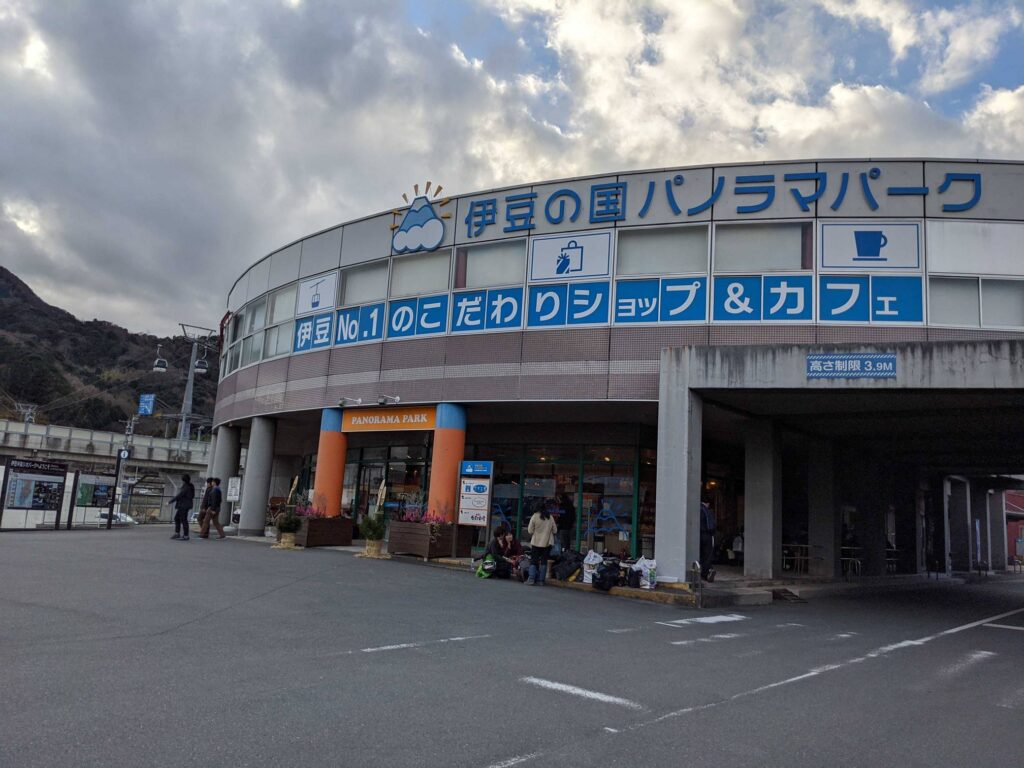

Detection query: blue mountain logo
xmin=392 ymin=182 xmax=451 ymax=254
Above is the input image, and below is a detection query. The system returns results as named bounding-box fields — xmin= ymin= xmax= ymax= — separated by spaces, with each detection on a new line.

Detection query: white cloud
xmin=0 ymin=0 xmax=1022 ymax=335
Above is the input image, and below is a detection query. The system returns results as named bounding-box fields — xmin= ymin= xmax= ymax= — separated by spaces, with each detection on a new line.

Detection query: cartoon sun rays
xmin=391 ymin=181 xmax=452 ymax=254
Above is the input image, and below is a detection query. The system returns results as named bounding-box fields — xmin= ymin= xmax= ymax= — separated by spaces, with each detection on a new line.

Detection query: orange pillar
xmin=312 ymin=408 xmax=347 ymax=517
xmin=426 ymin=403 xmax=466 ymax=523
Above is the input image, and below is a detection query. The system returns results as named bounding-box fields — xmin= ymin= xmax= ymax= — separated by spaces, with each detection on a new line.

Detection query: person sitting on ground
xmin=485 ymin=523 xmax=522 ymax=579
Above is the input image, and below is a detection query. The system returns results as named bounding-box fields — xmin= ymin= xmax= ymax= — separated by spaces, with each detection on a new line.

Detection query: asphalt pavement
xmin=2 ymin=526 xmax=1023 ymax=768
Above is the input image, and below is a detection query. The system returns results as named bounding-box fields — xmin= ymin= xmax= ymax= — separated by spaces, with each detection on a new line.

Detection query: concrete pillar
xmin=946 ymin=478 xmax=970 ymax=572
xmin=655 ymin=357 xmax=702 ymax=583
xmin=238 ymin=417 xmax=275 ymax=537
xmin=205 ymin=431 xmax=218 ymax=482
xmin=427 ymin=404 xmax=466 ymax=523
xmin=858 ymin=463 xmax=889 ymax=578
xmin=970 ymin=482 xmax=991 ymax=569
xmin=744 ymin=419 xmax=781 ymax=580
xmin=807 ymin=441 xmax=839 ymax=579
xmin=312 ymin=408 xmax=348 ymax=517
xmin=211 ymin=426 xmax=241 ymax=527
xmin=989 ymin=490 xmax=1008 ymax=571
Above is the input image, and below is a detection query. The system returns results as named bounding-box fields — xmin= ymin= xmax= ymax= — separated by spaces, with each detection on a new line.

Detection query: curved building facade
xmin=211 ymin=159 xmax=1024 ymax=581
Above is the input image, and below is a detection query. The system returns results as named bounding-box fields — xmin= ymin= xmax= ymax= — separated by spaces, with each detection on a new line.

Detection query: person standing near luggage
xmin=700 ymin=501 xmax=716 ymax=582
xmin=199 ymin=477 xmax=225 ymax=539
xmin=527 ymin=506 xmax=558 ymax=586
xmin=168 ymin=474 xmax=195 ymax=540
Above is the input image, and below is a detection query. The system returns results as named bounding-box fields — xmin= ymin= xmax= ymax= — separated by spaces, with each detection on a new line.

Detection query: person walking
xmin=526 ymin=505 xmax=558 ymax=586
xmin=199 ymin=477 xmax=225 ymax=539
xmin=168 ymin=474 xmax=195 ymax=540
xmin=700 ymin=501 xmax=716 ymax=582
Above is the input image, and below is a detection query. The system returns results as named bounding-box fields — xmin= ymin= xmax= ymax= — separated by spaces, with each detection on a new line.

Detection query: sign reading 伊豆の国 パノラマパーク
xmin=341 ymin=406 xmax=436 ymax=432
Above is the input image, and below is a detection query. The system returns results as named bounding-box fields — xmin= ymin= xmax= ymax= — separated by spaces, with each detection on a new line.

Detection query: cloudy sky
xmin=2 ymin=0 xmax=1023 ymax=335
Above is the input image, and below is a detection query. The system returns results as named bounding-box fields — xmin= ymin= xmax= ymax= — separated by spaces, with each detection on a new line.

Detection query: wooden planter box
xmin=294 ymin=516 xmax=353 ymax=548
xmin=388 ymin=520 xmax=473 ymax=560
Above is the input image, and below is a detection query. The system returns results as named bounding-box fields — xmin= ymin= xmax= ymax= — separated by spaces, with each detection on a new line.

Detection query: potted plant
xmin=359 ymin=514 xmax=387 ymax=557
xmin=387 ymin=504 xmax=473 ymax=560
xmin=294 ymin=497 xmax=353 ymax=548
xmin=274 ymin=508 xmax=301 ymax=549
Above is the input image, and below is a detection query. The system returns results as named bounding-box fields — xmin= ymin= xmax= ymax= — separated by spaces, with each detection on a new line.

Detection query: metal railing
xmin=0 ymin=419 xmax=209 ymax=465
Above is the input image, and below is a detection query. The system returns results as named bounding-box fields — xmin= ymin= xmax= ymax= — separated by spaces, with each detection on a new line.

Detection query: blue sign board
xmin=294 ymin=312 xmax=334 ymax=352
xmin=138 ymin=393 xmax=155 ymax=416
xmin=460 ymin=461 xmax=494 ymax=477
xmin=806 ymin=353 xmax=897 ymax=379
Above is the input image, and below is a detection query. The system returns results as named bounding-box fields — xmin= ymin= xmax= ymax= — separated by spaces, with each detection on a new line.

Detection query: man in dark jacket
xmin=168 ymin=474 xmax=195 ymax=540
xmin=199 ymin=477 xmax=225 ymax=539
xmin=700 ymin=501 xmax=716 ymax=582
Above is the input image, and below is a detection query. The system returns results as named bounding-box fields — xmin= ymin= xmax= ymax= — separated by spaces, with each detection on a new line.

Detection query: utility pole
xmin=177 ymin=339 xmax=199 ymax=441
xmin=14 ymin=402 xmax=37 ymax=423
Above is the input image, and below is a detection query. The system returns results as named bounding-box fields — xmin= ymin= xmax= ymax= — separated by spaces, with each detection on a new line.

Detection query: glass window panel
xmin=242 ymin=331 xmax=264 ymax=366
xmin=275 ymin=320 xmax=294 ymax=355
xmin=581 ymin=463 xmax=634 ymax=558
xmin=228 ymin=342 xmax=241 ymax=372
xmin=341 ymin=462 xmax=358 ymax=516
xmin=390 ymin=444 xmax=428 ymax=461
xmin=583 ymin=446 xmax=635 ymax=463
xmin=526 ymin=445 xmax=580 ymax=462
xmin=269 ymin=284 xmax=296 ymax=324
xmin=617 ymin=226 xmax=708 ymax=275
xmin=246 ymin=298 xmax=267 ymax=332
xmin=341 ymin=261 xmax=389 ymax=305
xmin=714 ymin=222 xmax=811 ymax=272
xmin=263 ymin=326 xmax=279 ymax=358
xmin=929 ymin=277 xmax=979 ymax=326
xmin=982 ymin=279 xmax=1024 ymax=328
xmin=239 ymin=336 xmax=253 ymax=367
xmin=390 ymin=250 xmax=450 ymax=297
xmin=523 ymin=462 xmax=578 ymax=546
xmin=453 ymin=240 xmax=526 ymax=289
xmin=230 ymin=313 xmax=245 ymax=343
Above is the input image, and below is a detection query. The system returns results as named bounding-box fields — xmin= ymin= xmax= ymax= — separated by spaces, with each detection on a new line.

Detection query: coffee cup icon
xmin=853 ymin=230 xmax=888 ymax=260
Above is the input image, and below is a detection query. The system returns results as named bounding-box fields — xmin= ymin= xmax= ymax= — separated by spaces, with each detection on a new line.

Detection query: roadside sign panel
xmin=806 ymin=353 xmax=897 ymax=379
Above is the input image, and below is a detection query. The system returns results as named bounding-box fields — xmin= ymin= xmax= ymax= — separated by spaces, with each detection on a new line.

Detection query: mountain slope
xmin=0 ymin=266 xmax=218 ymax=435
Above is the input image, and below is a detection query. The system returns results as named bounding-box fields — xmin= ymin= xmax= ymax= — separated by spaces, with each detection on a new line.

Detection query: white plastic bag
xmin=632 ymin=556 xmax=657 ymax=589
xmin=582 ymin=549 xmax=602 ymax=584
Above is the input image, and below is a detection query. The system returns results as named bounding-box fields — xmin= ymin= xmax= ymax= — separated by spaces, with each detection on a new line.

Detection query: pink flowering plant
xmin=294 ymin=503 xmax=326 ymax=519
xmin=393 ymin=497 xmax=450 ymax=542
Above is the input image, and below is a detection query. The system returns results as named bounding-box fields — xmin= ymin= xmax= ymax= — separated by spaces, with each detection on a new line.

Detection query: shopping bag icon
xmin=556 ymin=240 xmax=584 ymax=274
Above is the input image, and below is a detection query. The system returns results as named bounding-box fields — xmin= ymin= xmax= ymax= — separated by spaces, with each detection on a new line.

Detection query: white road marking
xmin=606 ymin=628 xmax=639 ymax=633
xmin=938 ymin=650 xmax=996 ymax=678
xmin=998 ymin=688 xmax=1024 ymax=710
xmin=356 ymin=634 xmax=492 ymax=654
xmin=671 ymin=632 xmax=744 ymax=646
xmin=484 ymin=752 xmax=543 ymax=768
xmin=984 ymin=623 xmax=1024 ymax=632
xmin=603 ymin=727 xmax=619 ymax=733
xmin=621 ymin=605 xmax=1024 ymax=733
xmin=520 ymin=676 xmax=644 ymax=710
xmin=657 ymin=614 xmax=748 ymax=628
xmin=776 ymin=622 xmax=804 ymax=628
xmin=831 ymin=632 xmax=857 ymax=640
